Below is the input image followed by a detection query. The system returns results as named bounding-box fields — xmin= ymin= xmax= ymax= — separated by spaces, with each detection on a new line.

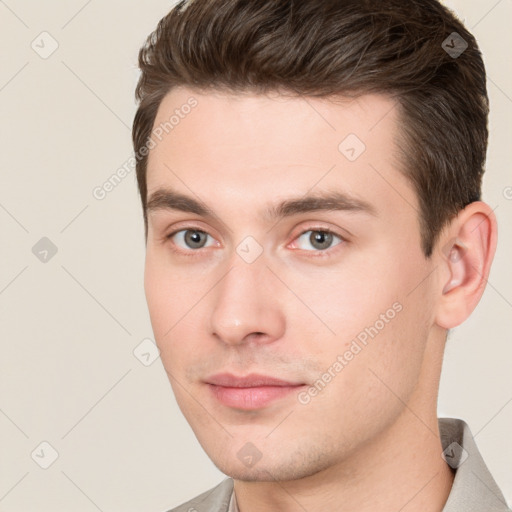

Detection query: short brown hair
xmin=132 ymin=0 xmax=488 ymax=257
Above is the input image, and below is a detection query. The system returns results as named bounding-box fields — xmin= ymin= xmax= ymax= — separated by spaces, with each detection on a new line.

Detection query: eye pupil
xmin=310 ymin=231 xmax=333 ymax=250
xmin=185 ymin=230 xmax=207 ymax=248
xmin=176 ymin=229 xmax=338 ymax=253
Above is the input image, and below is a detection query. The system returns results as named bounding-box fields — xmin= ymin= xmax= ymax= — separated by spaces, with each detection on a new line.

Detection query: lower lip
xmin=207 ymin=384 xmax=305 ymax=410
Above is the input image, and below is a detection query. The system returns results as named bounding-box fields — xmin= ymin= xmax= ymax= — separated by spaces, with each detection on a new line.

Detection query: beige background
xmin=0 ymin=1 xmax=510 ymax=510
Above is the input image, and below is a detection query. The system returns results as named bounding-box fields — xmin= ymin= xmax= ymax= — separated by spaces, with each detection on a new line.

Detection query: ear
xmin=435 ymin=201 xmax=498 ymax=329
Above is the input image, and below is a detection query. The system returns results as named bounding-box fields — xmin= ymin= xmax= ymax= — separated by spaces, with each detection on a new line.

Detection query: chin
xmin=211 ymin=452 xmax=332 ymax=483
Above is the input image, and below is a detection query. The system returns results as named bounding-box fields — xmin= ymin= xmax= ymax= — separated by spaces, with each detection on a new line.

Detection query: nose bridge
xmin=209 ymin=253 xmax=284 ymax=345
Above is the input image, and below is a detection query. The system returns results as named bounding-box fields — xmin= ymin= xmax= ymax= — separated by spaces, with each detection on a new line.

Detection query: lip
xmin=205 ymin=373 xmax=303 ymax=387
xmin=205 ymin=373 xmax=306 ymax=410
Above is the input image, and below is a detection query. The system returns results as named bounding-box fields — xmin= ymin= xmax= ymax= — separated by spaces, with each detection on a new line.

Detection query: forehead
xmin=145 ymin=86 xmax=417 ymax=222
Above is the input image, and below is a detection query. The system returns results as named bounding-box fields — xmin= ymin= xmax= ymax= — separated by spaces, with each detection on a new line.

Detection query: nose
xmin=209 ymin=257 xmax=285 ymax=346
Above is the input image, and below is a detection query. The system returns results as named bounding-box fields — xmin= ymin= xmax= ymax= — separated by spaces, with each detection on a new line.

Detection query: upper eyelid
xmin=166 ymin=224 xmax=344 ymax=237
xmin=166 ymin=225 xmax=346 ymax=247
xmin=291 ymin=229 xmax=344 ymax=251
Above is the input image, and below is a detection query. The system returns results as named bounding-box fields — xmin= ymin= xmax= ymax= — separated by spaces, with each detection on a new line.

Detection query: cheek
xmin=144 ymin=255 xmax=184 ymax=348
xmin=310 ymin=306 xmax=428 ymax=434
xmin=292 ymin=251 xmax=431 ymax=391
xmin=144 ymin=256 xmax=170 ymax=336
xmin=336 ymin=281 xmax=432 ymax=417
xmin=144 ymin=254 xmax=208 ymax=371
xmin=277 ymin=257 xmax=398 ymax=345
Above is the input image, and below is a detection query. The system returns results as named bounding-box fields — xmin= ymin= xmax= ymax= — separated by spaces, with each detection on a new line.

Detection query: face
xmin=144 ymin=87 xmax=443 ymax=481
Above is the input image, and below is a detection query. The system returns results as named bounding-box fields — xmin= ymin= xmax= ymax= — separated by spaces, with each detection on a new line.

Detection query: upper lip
xmin=205 ymin=373 xmax=304 ymax=388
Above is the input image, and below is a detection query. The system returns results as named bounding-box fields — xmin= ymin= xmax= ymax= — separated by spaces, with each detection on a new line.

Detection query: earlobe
xmin=435 ymin=202 xmax=497 ymax=329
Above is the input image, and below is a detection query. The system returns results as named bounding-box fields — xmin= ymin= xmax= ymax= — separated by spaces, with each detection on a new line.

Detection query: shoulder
xmin=163 ymin=477 xmax=234 ymax=512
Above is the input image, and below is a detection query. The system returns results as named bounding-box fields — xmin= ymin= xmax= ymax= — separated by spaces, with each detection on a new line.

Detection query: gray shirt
xmin=166 ymin=417 xmax=511 ymax=511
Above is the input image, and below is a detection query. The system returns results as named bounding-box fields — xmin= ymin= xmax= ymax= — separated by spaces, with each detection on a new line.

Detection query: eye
xmin=167 ymin=229 xmax=216 ymax=251
xmin=165 ymin=226 xmax=345 ymax=257
xmin=293 ymin=229 xmax=344 ymax=252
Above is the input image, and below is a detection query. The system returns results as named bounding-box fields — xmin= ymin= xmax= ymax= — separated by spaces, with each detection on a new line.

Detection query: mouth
xmin=204 ymin=373 xmax=307 ymax=410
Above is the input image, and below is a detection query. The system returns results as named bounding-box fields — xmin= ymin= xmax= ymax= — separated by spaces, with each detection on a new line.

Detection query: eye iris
xmin=310 ymin=231 xmax=333 ymax=250
xmin=185 ymin=230 xmax=207 ymax=248
xmin=180 ymin=230 xmax=335 ymax=251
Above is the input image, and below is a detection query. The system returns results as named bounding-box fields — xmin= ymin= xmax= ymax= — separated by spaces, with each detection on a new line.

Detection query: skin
xmin=144 ymin=86 xmax=497 ymax=512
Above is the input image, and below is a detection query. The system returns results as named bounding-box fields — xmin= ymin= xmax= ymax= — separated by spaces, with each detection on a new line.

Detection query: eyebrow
xmin=146 ymin=187 xmax=377 ymax=221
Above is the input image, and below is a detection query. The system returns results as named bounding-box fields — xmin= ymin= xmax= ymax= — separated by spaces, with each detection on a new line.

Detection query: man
xmin=132 ymin=0 xmax=510 ymax=511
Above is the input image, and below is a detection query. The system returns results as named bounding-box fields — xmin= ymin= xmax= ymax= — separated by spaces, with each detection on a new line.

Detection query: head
xmin=132 ymin=0 xmax=497 ymax=481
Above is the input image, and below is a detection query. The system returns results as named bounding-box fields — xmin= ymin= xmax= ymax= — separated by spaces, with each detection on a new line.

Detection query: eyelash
xmin=165 ymin=226 xmax=346 ymax=259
